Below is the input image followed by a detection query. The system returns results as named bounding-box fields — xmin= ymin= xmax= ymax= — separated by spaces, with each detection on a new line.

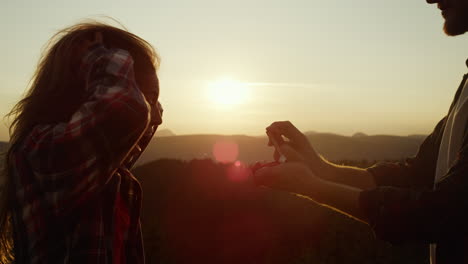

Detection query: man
xmin=254 ymin=0 xmax=468 ymax=263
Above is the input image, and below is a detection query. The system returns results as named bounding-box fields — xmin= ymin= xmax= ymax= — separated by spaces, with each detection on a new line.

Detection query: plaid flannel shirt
xmin=10 ymin=45 xmax=151 ymax=263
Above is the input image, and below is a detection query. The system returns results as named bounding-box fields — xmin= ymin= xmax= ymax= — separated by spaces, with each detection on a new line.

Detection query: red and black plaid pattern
xmin=10 ymin=46 xmax=150 ymax=264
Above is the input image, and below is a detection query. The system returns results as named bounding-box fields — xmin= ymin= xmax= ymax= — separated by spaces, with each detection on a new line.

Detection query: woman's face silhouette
xmin=139 ymin=72 xmax=163 ymax=128
xmin=121 ymin=72 xmax=162 ymax=169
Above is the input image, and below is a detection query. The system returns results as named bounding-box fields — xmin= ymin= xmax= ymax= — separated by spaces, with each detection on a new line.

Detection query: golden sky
xmin=1 ymin=0 xmax=467 ymax=141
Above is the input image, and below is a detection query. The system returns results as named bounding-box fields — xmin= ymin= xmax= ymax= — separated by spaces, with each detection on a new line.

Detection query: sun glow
xmin=207 ymin=78 xmax=250 ymax=106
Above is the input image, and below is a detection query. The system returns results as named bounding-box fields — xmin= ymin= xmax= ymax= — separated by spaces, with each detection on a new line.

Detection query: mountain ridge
xmin=0 ymin=132 xmax=427 ymax=165
xmin=136 ymin=133 xmax=426 ymax=166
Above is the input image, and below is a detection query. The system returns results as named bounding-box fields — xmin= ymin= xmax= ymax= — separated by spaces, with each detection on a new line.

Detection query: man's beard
xmin=443 ymin=11 xmax=468 ymax=36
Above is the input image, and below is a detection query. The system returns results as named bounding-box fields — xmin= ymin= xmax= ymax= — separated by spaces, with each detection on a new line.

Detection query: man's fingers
xmin=273 ymin=148 xmax=280 ymax=162
xmin=267 ymin=121 xmax=300 ymax=134
xmin=267 ymin=130 xmax=284 ymax=144
xmin=253 ymin=162 xmax=311 ymax=191
xmin=267 ymin=121 xmax=305 ymax=143
xmin=265 ymin=127 xmax=310 ymax=162
xmin=254 ymin=164 xmax=291 ymax=186
xmin=279 ymin=144 xmax=304 ymax=162
xmin=253 ymin=166 xmax=276 ymax=186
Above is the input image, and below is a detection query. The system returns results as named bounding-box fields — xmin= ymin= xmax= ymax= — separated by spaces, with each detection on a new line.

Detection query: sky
xmin=1 ymin=0 xmax=468 ymax=141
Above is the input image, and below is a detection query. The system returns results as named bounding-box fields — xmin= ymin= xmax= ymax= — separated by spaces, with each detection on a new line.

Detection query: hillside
xmin=1 ymin=132 xmax=427 ymax=166
xmin=154 ymin=128 xmax=176 ymax=137
xmin=133 ymin=159 xmax=427 ymax=263
xmin=136 ymin=133 xmax=426 ymax=166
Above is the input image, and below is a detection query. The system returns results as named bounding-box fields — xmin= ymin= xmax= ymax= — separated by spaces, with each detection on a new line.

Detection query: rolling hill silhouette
xmin=154 ymin=128 xmax=176 ymax=137
xmin=133 ymin=159 xmax=427 ymax=263
xmin=0 ymin=138 xmax=428 ymax=263
xmin=136 ymin=133 xmax=426 ymax=166
xmin=1 ymin=132 xmax=426 ymax=167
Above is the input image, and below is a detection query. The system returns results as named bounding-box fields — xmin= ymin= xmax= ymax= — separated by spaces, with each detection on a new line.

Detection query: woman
xmin=0 ymin=21 xmax=162 ymax=263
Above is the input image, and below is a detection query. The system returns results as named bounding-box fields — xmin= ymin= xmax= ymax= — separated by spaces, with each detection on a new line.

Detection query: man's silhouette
xmin=255 ymin=1 xmax=468 ymax=263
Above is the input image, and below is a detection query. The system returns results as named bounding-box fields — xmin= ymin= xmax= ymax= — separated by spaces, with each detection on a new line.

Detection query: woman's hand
xmin=75 ymin=32 xmax=104 ymax=62
xmin=83 ymin=31 xmax=103 ymax=52
xmin=74 ymin=32 xmax=105 ymax=78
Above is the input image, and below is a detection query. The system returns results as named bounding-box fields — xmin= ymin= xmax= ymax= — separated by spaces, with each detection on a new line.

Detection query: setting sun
xmin=206 ymin=78 xmax=250 ymax=106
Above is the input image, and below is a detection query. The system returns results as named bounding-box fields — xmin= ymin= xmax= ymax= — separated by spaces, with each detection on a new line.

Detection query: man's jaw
xmin=438 ymin=3 xmax=448 ymax=10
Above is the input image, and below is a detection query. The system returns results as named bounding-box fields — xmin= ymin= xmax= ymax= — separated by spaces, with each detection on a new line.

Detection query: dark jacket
xmin=359 ymin=73 xmax=468 ymax=264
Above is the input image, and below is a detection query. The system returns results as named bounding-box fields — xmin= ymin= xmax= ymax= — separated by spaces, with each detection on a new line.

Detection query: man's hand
xmin=253 ymin=159 xmax=324 ymax=197
xmin=266 ymin=121 xmax=376 ymax=190
xmin=266 ymin=121 xmax=323 ymax=171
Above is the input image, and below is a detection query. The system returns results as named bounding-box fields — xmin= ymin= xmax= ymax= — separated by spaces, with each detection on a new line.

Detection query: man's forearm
xmin=311 ymin=156 xmax=377 ymax=190
xmin=309 ymin=179 xmax=368 ymax=223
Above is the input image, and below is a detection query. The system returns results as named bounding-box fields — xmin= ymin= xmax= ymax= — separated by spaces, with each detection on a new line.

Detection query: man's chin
xmin=443 ymin=19 xmax=468 ymax=36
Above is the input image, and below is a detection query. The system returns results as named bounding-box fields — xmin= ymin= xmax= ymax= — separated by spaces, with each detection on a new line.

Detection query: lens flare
xmin=227 ymin=161 xmax=250 ymax=182
xmin=212 ymin=140 xmax=239 ymax=163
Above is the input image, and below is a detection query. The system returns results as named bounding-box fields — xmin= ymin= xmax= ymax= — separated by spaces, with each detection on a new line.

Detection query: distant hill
xmin=154 ymin=129 xmax=175 ymax=137
xmin=304 ymin=130 xmax=318 ymax=136
xmin=137 ymin=133 xmax=426 ymax=166
xmin=0 ymin=132 xmax=429 ymax=166
xmin=352 ymin=132 xmax=368 ymax=138
xmin=408 ymin=134 xmax=427 ymax=141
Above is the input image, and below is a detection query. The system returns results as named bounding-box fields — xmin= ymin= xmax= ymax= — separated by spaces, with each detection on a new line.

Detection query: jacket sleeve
xmin=367 ymin=117 xmax=446 ymax=191
xmin=21 ymin=45 xmax=151 ymax=216
xmin=359 ymin=123 xmax=468 ymax=244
